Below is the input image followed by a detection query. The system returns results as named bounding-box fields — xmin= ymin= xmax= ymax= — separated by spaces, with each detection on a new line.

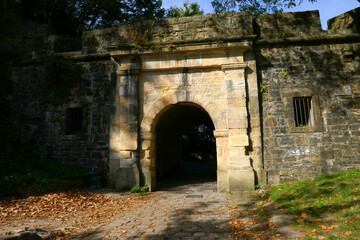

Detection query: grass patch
xmin=267 ymin=170 xmax=360 ymax=239
xmin=0 ymin=157 xmax=89 ymax=198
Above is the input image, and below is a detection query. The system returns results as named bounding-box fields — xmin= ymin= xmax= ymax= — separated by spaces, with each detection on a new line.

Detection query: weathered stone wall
xmin=328 ymin=7 xmax=360 ymax=34
xmin=259 ymin=42 xmax=360 ymax=184
xmin=255 ymin=10 xmax=323 ymax=39
xmin=11 ymin=51 xmax=113 ymax=175
xmin=8 ymin=7 xmax=360 ymax=189
xmin=82 ymin=12 xmax=254 ymax=55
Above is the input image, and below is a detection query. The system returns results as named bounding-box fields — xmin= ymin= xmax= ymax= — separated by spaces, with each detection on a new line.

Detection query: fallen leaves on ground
xmin=44 ymin=229 xmax=78 ymax=240
xmin=228 ymin=201 xmax=286 ymax=240
xmin=345 ymin=220 xmax=357 ymax=225
xmin=0 ymin=190 xmax=152 ymax=226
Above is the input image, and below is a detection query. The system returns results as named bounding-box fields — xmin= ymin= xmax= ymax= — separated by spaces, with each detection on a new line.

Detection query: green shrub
xmin=130 ymin=185 xmax=149 ymax=193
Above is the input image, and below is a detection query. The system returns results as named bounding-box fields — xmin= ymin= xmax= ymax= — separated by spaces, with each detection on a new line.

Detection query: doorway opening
xmin=154 ymin=103 xmax=217 ymax=190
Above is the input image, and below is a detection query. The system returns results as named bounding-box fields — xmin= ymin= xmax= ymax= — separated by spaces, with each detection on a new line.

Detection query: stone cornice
xmin=108 ymin=36 xmax=256 ymax=58
xmin=256 ymin=33 xmax=360 ymax=47
xmin=221 ymin=63 xmax=248 ymax=71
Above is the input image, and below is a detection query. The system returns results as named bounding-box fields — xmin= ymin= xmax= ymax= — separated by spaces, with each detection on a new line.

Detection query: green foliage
xmin=259 ymin=82 xmax=268 ymax=101
xmin=130 ymin=185 xmax=149 ymax=193
xmin=280 ymin=71 xmax=289 ymax=77
xmin=278 ymin=32 xmax=289 ymax=38
xmin=4 ymin=0 xmax=165 ymax=36
xmin=267 ymin=170 xmax=360 ymax=238
xmin=44 ymin=54 xmax=82 ymax=105
xmin=211 ymin=0 xmax=318 ymax=14
xmin=127 ymin=0 xmax=165 ymax=22
xmin=166 ymin=1 xmax=204 ymax=18
xmin=259 ymin=82 xmax=267 ymax=93
xmin=0 ymin=157 xmax=89 ymax=198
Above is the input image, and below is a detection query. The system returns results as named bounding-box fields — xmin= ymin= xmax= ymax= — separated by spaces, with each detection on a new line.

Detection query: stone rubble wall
xmin=8 ymin=7 xmax=360 ymax=186
xmin=328 ymin=7 xmax=360 ymax=34
xmin=254 ymin=10 xmax=323 ymax=39
xmin=259 ymin=43 xmax=360 ymax=184
xmin=11 ymin=58 xmax=114 ymax=175
xmin=82 ymin=10 xmax=323 ymax=55
xmin=82 ymin=12 xmax=254 ymax=54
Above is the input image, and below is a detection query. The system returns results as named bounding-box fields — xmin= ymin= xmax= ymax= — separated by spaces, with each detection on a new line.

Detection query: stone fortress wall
xmin=9 ymin=7 xmax=360 ymax=191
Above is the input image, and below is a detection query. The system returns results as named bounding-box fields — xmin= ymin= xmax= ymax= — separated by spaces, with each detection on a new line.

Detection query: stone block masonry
xmin=8 ymin=7 xmax=360 ymax=191
xmin=11 ymin=58 xmax=113 ymax=176
xmin=259 ymin=42 xmax=360 ymax=184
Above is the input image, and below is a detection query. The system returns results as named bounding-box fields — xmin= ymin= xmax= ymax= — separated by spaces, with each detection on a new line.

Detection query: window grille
xmin=66 ymin=107 xmax=83 ymax=134
xmin=293 ymin=97 xmax=312 ymax=127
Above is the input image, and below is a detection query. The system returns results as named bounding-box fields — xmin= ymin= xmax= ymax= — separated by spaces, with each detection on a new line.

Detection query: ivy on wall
xmin=44 ymin=55 xmax=82 ymax=105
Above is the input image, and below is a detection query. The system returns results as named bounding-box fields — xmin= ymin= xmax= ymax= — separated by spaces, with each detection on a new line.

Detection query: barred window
xmin=293 ymin=97 xmax=312 ymax=127
xmin=66 ymin=107 xmax=83 ymax=134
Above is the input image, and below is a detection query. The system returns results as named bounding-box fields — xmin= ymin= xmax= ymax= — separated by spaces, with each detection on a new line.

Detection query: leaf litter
xmin=0 ymin=190 xmax=155 ymax=238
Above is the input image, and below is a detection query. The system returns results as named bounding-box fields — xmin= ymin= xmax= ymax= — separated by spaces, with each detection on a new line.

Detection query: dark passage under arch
xmin=155 ymin=103 xmax=217 ymax=190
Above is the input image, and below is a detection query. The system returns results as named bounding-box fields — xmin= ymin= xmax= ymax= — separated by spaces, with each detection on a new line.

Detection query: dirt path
xmin=81 ymin=181 xmax=232 ymax=239
xmin=1 ymin=180 xmax=304 ymax=240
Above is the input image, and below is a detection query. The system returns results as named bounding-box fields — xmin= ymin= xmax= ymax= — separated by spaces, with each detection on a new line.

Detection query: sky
xmin=162 ymin=0 xmax=360 ymax=30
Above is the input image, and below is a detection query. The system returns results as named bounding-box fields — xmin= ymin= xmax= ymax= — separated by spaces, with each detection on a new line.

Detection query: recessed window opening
xmin=293 ymin=97 xmax=312 ymax=127
xmin=66 ymin=107 xmax=83 ymax=134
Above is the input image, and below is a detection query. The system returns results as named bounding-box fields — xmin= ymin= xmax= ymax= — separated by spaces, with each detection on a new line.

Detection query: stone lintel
xmin=221 ymin=63 xmax=248 ymax=72
xmin=142 ymin=64 xmax=222 ymax=73
xmin=213 ymin=129 xmax=229 ymax=138
xmin=108 ymin=38 xmax=255 ymax=57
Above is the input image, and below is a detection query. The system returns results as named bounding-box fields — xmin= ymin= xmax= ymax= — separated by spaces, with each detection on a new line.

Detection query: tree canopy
xmin=2 ymin=0 xmax=165 ymax=36
xmin=166 ymin=1 xmax=204 ymax=18
xmin=1 ymin=0 xmax=329 ymax=36
xmin=211 ymin=0 xmax=318 ymax=14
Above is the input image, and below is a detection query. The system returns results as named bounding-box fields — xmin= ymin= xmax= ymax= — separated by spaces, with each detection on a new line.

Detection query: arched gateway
xmin=153 ymin=102 xmax=217 ymax=189
xmin=108 ymin=44 xmax=265 ymax=192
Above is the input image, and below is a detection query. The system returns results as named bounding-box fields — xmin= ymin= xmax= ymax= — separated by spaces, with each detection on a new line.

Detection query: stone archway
xmin=110 ymin=46 xmax=264 ymax=192
xmin=152 ymin=102 xmax=217 ymax=190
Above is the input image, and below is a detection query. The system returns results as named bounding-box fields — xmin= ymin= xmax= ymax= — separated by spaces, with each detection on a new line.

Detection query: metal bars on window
xmin=293 ymin=97 xmax=312 ymax=127
xmin=66 ymin=107 xmax=83 ymax=134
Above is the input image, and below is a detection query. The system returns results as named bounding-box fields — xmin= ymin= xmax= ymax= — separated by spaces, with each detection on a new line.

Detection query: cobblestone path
xmin=84 ymin=181 xmax=233 ymax=240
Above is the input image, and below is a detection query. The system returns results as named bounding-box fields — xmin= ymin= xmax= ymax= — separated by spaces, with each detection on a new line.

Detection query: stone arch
xmin=141 ymin=92 xmax=225 ymax=133
xmin=140 ymin=93 xmax=223 ymax=191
